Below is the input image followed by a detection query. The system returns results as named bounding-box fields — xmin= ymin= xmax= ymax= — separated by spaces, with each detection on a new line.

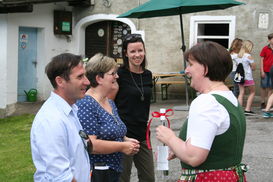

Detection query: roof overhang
xmin=0 ymin=0 xmax=91 ymax=13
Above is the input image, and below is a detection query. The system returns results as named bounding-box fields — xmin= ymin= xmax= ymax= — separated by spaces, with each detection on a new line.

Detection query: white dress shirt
xmin=31 ymin=92 xmax=90 ymax=182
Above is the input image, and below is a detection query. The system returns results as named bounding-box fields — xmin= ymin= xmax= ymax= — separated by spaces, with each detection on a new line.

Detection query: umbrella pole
xmin=173 ymin=13 xmax=189 ymax=111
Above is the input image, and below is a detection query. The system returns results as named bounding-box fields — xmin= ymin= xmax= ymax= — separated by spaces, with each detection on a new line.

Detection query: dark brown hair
xmin=45 ymin=53 xmax=83 ymax=88
xmin=229 ymin=38 xmax=243 ymax=54
xmin=121 ymin=34 xmax=147 ymax=70
xmin=268 ymin=33 xmax=273 ymax=40
xmin=184 ymin=41 xmax=232 ymax=82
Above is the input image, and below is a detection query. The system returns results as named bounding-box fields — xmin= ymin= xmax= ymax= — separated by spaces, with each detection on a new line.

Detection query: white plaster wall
xmin=0 ymin=15 xmax=8 ymax=109
xmin=2 ymin=0 xmax=273 ymax=110
xmin=5 ymin=3 xmax=75 ymax=106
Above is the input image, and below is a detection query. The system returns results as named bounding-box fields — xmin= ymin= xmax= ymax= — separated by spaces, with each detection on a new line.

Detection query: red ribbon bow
xmin=146 ymin=109 xmax=174 ymax=150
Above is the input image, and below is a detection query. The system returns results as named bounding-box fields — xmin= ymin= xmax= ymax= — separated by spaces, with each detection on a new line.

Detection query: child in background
xmin=235 ymin=40 xmax=256 ymax=115
xmin=260 ymin=33 xmax=273 ymax=109
xmin=263 ymin=66 xmax=273 ymax=118
xmin=229 ymin=38 xmax=243 ymax=97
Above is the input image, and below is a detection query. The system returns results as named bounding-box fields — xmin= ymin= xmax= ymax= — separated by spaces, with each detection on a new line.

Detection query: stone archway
xmin=73 ymin=14 xmax=144 ymax=56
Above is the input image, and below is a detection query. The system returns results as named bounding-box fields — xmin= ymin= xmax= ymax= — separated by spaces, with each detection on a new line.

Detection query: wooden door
xmin=85 ymin=21 xmax=131 ymax=64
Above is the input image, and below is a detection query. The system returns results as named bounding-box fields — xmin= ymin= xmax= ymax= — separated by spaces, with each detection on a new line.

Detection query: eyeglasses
xmin=79 ymin=130 xmax=93 ymax=154
xmin=106 ymin=71 xmax=118 ymax=76
xmin=123 ymin=34 xmax=142 ymax=41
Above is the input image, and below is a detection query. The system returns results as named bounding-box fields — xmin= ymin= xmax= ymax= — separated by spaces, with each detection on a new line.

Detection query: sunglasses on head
xmin=123 ymin=34 xmax=142 ymax=41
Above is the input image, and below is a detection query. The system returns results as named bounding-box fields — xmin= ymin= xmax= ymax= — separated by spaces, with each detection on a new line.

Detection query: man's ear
xmin=55 ymin=76 xmax=65 ymax=88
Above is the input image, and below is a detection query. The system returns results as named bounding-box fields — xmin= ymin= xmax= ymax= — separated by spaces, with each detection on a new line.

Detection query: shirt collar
xmin=51 ymin=91 xmax=78 ymax=116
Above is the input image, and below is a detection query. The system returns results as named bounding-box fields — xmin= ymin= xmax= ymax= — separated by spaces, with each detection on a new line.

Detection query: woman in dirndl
xmin=156 ymin=41 xmax=247 ymax=182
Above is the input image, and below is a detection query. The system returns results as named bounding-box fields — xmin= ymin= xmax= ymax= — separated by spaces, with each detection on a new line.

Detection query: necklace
xmin=129 ymin=71 xmax=145 ymax=101
xmin=111 ymin=114 xmax=120 ymax=125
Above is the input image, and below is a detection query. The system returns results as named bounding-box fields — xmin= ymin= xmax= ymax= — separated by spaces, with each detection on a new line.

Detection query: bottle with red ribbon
xmin=158 ymin=108 xmax=169 ymax=177
xmin=146 ymin=108 xmax=173 ymax=180
xmin=146 ymin=108 xmax=173 ymax=150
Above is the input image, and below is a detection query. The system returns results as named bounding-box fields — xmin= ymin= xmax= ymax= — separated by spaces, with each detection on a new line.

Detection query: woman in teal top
xmin=156 ymin=41 xmax=247 ymax=182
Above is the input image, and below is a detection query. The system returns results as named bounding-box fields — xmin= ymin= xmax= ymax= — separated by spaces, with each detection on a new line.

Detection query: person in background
xmin=156 ymin=41 xmax=247 ymax=182
xmin=229 ymin=38 xmax=243 ymax=97
xmin=260 ymin=33 xmax=273 ymax=109
xmin=235 ymin=40 xmax=256 ymax=115
xmin=30 ymin=53 xmax=91 ymax=182
xmin=77 ymin=53 xmax=140 ymax=182
xmin=263 ymin=65 xmax=273 ymax=118
xmin=115 ymin=34 xmax=155 ymax=182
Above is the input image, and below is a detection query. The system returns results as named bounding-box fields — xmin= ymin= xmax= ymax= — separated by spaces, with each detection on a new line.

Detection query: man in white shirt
xmin=30 ymin=53 xmax=91 ymax=182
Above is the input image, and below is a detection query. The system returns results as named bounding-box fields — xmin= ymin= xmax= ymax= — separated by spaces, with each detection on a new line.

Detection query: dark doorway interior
xmin=85 ymin=21 xmax=131 ymax=63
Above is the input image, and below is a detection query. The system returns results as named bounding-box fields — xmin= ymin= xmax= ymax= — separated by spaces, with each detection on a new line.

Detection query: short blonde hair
xmin=238 ymin=40 xmax=253 ymax=58
xmin=85 ymin=53 xmax=118 ymax=87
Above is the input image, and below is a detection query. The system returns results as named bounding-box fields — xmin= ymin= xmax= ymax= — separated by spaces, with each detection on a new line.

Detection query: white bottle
xmin=158 ymin=108 xmax=169 ymax=177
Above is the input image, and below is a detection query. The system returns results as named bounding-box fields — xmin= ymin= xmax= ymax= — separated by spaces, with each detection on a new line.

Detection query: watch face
xmin=97 ymin=28 xmax=104 ymax=37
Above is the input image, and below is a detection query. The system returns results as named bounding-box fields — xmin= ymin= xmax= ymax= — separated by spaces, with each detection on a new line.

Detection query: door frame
xmin=17 ymin=27 xmax=38 ymax=102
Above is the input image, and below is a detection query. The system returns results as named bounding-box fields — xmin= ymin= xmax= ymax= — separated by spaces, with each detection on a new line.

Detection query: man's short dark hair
xmin=268 ymin=33 xmax=273 ymax=40
xmin=184 ymin=41 xmax=232 ymax=82
xmin=45 ymin=53 xmax=83 ymax=88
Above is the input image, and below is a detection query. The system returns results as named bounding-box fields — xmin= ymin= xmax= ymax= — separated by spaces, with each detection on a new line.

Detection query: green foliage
xmin=0 ymin=114 xmax=35 ymax=182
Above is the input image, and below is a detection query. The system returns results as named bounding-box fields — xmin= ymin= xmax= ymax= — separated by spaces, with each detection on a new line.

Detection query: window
xmin=189 ymin=16 xmax=236 ymax=49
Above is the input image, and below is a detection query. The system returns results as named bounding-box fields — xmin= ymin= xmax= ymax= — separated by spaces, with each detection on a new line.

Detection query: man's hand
xmin=261 ymin=71 xmax=265 ymax=78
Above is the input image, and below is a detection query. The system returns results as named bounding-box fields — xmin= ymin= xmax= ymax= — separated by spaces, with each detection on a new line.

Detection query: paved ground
xmin=12 ymin=99 xmax=273 ymax=182
xmin=148 ymin=100 xmax=273 ymax=182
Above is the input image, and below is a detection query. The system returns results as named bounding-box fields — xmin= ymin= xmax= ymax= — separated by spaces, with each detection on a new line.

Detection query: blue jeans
xmin=260 ymin=72 xmax=273 ymax=88
xmin=270 ymin=66 xmax=273 ymax=86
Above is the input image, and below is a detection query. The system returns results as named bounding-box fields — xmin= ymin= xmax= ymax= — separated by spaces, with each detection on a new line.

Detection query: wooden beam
xmin=1 ymin=0 xmax=90 ymax=5
xmin=0 ymin=4 xmax=33 ymax=13
xmin=0 ymin=0 xmax=90 ymax=13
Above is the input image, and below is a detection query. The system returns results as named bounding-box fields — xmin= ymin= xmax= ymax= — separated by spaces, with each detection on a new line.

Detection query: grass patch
xmin=0 ymin=114 xmax=35 ymax=182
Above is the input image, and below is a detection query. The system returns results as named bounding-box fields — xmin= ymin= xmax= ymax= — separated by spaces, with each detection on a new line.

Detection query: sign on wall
xmin=20 ymin=34 xmax=28 ymax=49
xmin=258 ymin=13 xmax=269 ymax=29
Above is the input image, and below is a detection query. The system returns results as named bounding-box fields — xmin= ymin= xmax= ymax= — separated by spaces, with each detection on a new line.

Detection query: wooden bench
xmin=155 ymin=80 xmax=185 ymax=100
xmin=152 ymin=72 xmax=185 ymax=102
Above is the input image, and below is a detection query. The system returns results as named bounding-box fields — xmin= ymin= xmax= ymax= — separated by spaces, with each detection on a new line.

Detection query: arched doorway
xmin=73 ymin=14 xmax=144 ymax=62
xmin=85 ymin=20 xmax=131 ymax=64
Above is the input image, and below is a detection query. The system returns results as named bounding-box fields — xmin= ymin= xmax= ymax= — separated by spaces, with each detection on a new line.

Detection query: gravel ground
xmin=130 ymin=100 xmax=273 ymax=182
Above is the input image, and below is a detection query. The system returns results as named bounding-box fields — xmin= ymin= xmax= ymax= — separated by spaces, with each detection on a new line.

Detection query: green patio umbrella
xmin=118 ymin=0 xmax=245 ymax=109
